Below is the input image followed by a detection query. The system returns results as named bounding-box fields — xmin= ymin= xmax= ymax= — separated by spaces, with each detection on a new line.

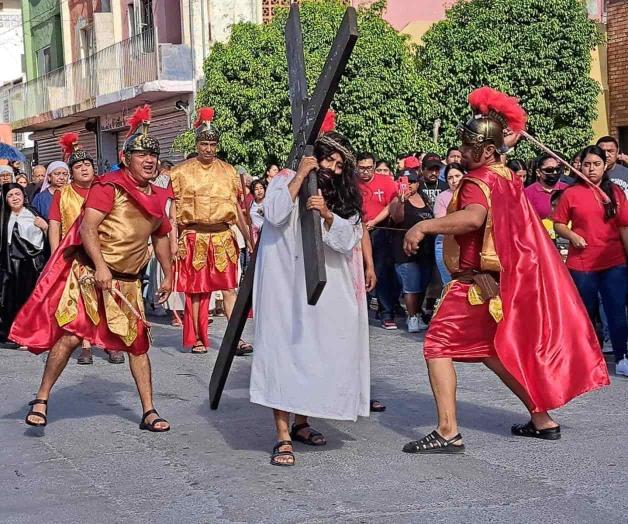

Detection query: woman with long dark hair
xmin=248 ymin=179 xmax=266 ymax=242
xmin=0 ymin=183 xmax=48 ymax=345
xmin=553 ymin=145 xmax=628 ymax=375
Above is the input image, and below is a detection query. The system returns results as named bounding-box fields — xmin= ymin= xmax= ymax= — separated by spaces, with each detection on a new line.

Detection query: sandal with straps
xmin=139 ymin=409 xmax=170 ymax=432
xmin=511 ymin=420 xmax=561 ymax=440
xmin=25 ymin=399 xmax=48 ymax=427
xmin=402 ymin=430 xmax=465 ymax=454
xmin=290 ymin=422 xmax=327 ymax=446
xmin=191 ymin=341 xmax=208 ymax=354
xmin=271 ymin=440 xmax=295 ymax=467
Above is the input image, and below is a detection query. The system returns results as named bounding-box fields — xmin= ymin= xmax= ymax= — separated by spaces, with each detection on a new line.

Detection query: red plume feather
xmin=468 ymin=87 xmax=527 ymax=133
xmin=59 ymin=132 xmax=79 ymax=160
xmin=320 ymin=110 xmax=336 ymax=134
xmin=193 ymin=107 xmax=215 ymax=128
xmin=126 ymin=104 xmax=152 ymax=137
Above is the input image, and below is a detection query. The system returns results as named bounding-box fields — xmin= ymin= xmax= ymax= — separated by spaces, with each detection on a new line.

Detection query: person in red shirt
xmin=523 ymin=155 xmax=568 ymax=219
xmin=401 ymin=87 xmax=608 ymax=454
xmin=12 ymin=105 xmax=174 ymax=432
xmin=553 ymin=145 xmax=628 ymax=375
xmin=48 ymin=133 xmax=108 ymax=365
xmin=357 ymin=152 xmax=399 ymax=329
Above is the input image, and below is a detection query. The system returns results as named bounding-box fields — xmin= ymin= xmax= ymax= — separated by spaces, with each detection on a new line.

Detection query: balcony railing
xmin=1 ymin=29 xmax=192 ymax=128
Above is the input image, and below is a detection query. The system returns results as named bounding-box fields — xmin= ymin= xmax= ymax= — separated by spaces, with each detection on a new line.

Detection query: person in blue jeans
xmin=389 ymin=170 xmax=434 ymax=333
xmin=553 ymin=145 xmax=628 ymax=376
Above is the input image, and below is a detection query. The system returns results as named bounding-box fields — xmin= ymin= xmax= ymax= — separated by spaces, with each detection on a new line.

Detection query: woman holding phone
xmin=389 ymin=169 xmax=435 ymax=333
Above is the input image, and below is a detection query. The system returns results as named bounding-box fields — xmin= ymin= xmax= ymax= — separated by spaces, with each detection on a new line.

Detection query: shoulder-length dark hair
xmin=578 ymin=145 xmax=617 ymax=220
xmin=314 ymin=132 xmax=363 ymax=222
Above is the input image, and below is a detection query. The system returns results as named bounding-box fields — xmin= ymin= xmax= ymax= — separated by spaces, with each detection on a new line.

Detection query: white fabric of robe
xmin=250 ymin=169 xmax=370 ymax=421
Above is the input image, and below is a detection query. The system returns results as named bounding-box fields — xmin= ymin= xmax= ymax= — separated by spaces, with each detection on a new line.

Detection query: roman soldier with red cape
xmin=402 ymin=87 xmax=609 ymax=454
xmin=11 ymin=105 xmax=174 ymax=432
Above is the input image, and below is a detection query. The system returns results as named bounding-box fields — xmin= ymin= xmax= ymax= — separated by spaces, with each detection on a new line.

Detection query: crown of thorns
xmin=316 ymin=134 xmax=356 ymax=168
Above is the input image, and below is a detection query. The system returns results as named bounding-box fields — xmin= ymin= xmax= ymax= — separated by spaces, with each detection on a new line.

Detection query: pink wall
xmin=353 ymin=0 xmax=606 ymax=30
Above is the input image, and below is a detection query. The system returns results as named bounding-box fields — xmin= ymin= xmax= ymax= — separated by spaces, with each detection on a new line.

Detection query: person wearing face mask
xmin=553 ymin=145 xmax=628 ymax=376
xmin=249 ymin=125 xmax=370 ymax=467
xmin=169 ymin=108 xmax=252 ymax=355
xmin=32 ymin=161 xmax=69 ymax=220
xmin=11 ymin=104 xmax=174 ymax=432
xmin=523 ymin=155 xmax=569 ymax=219
xmin=0 ymin=184 xmax=48 ymax=346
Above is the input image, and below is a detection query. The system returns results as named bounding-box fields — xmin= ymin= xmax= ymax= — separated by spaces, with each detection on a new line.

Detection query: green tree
xmin=416 ymin=0 xmax=602 ymax=159
xmin=175 ymin=0 xmax=433 ymax=174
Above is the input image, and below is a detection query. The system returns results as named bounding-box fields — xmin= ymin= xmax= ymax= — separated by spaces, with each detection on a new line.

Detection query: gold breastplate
xmin=170 ymin=158 xmax=240 ymax=227
xmin=98 ymin=189 xmax=160 ymax=275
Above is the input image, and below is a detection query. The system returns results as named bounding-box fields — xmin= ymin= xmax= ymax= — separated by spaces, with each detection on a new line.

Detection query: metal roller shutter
xmin=32 ymin=121 xmax=98 ymax=168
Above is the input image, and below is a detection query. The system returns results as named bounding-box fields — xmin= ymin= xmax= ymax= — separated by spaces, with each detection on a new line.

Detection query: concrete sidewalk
xmin=0 ymin=317 xmax=625 ymax=523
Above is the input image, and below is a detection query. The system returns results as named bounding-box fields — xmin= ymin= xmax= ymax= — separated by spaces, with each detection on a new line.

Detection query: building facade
xmin=3 ymin=0 xmax=261 ymax=169
xmin=607 ymin=0 xmax=628 ymax=151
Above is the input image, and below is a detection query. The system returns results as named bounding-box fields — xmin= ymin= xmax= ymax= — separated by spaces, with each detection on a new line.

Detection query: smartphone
xmin=398 ymin=175 xmax=409 ymax=195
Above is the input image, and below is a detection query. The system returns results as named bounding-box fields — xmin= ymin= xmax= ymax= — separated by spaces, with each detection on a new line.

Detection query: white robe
xmin=250 ymin=170 xmax=370 ymax=421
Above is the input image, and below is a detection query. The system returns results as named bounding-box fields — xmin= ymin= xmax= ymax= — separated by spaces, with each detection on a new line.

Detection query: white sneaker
xmin=407 ymin=315 xmax=420 ymax=333
xmin=615 ymin=358 xmax=628 ymax=377
xmin=417 ymin=318 xmax=429 ymax=331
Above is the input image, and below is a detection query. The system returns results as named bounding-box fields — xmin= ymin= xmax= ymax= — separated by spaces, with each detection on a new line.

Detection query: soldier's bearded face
xmin=129 ymin=152 xmax=158 ymax=182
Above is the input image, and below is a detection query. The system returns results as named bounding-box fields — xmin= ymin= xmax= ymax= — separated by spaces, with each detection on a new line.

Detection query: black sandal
xmin=290 ymin=422 xmax=327 ymax=446
xmin=270 ymin=440 xmax=295 ymax=467
xmin=139 ymin=409 xmax=170 ymax=432
xmin=191 ymin=342 xmax=207 ymax=354
xmin=511 ymin=421 xmax=561 ymax=440
xmin=403 ymin=430 xmax=465 ymax=454
xmin=370 ymin=399 xmax=386 ymax=412
xmin=25 ymin=399 xmax=48 ymax=427
xmin=235 ymin=340 xmax=253 ymax=356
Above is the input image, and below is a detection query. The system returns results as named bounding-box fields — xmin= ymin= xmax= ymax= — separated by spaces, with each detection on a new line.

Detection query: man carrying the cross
xmin=250 ymin=127 xmax=370 ymax=466
xmin=11 ymin=105 xmax=173 ymax=432
xmin=169 ymin=108 xmax=252 ymax=354
xmin=401 ymin=88 xmax=609 ymax=454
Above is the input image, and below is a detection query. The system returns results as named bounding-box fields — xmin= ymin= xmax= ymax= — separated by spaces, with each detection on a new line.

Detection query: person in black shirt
xmin=419 ymin=154 xmax=448 ymax=208
xmin=389 ymin=170 xmax=435 ymax=333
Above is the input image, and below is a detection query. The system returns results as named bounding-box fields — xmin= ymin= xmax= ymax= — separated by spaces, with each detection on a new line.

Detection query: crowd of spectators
xmin=1 ymin=133 xmax=627 ymax=376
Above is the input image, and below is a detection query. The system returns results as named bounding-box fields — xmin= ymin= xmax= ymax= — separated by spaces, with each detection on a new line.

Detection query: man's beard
xmin=317 ymin=167 xmax=335 ymax=184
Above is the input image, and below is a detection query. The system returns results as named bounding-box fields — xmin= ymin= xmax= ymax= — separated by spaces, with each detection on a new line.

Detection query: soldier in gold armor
xmin=12 ymin=105 xmax=174 ymax=432
xmin=169 ymin=107 xmax=252 ymax=354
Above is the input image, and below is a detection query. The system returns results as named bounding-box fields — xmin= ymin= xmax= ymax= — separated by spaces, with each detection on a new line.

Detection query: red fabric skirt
xmin=176 ymin=232 xmax=238 ymax=293
xmin=10 ymin=262 xmax=149 ymax=355
xmin=424 ymin=281 xmax=497 ymax=361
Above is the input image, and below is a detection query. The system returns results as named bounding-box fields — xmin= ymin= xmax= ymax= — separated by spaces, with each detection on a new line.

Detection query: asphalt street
xmin=0 ymin=315 xmax=625 ymax=523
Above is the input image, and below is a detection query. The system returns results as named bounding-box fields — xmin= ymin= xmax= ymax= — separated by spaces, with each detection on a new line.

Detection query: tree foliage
xmin=416 ymin=0 xmax=602 ymax=159
xmin=175 ymin=0 xmax=432 ymax=175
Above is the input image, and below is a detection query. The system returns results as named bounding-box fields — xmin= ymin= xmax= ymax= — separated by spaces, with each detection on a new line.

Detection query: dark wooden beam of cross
xmin=208 ymin=3 xmax=359 ymax=410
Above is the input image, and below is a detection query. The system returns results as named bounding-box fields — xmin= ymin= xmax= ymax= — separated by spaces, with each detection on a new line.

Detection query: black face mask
xmin=543 ymin=172 xmax=561 ymax=186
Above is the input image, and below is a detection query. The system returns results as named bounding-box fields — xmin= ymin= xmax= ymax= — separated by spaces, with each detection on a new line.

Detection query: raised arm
xmin=404 ymin=205 xmax=487 ymax=256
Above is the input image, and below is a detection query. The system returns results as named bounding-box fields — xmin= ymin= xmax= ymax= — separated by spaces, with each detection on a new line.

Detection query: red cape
xmin=466 ymin=165 xmax=609 ymax=411
xmin=10 ymin=170 xmax=170 ymax=350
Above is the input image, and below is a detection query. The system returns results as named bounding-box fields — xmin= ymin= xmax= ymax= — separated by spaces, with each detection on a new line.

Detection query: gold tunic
xmin=169 ymin=158 xmax=241 ymax=271
xmin=169 ymin=158 xmax=241 ymax=227
xmin=59 ymin=184 xmax=87 ymax=238
xmin=55 ymin=187 xmax=160 ymax=346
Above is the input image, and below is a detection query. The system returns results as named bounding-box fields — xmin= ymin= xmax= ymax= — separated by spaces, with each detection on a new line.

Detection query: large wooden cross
xmin=208 ymin=3 xmax=359 ymax=409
